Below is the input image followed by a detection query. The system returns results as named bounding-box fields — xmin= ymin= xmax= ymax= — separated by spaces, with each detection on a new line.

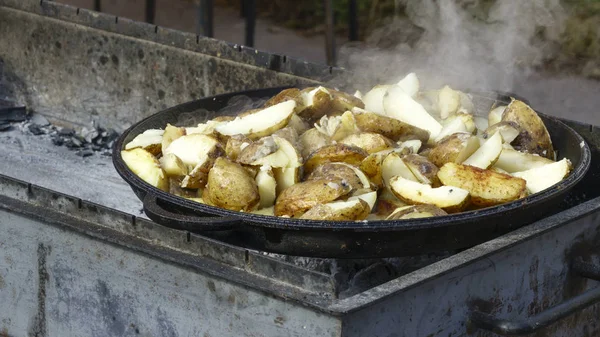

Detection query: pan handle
xmin=468 ymin=258 xmax=600 ymax=335
xmin=143 ymin=194 xmax=242 ymax=231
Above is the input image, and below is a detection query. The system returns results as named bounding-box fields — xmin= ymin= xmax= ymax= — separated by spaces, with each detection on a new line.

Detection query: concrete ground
xmin=57 ymin=0 xmax=600 ymax=126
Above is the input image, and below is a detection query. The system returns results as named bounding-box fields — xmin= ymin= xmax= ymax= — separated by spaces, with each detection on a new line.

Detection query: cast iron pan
xmin=113 ymin=87 xmax=591 ymax=258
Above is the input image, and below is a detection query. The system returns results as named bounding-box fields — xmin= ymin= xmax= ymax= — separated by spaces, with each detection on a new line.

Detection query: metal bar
xmin=245 ymin=0 xmax=255 ymax=47
xmin=93 ymin=0 xmax=101 ymax=12
xmin=145 ymin=0 xmax=155 ymax=24
xmin=324 ymin=0 xmax=336 ymax=66
xmin=348 ymin=0 xmax=359 ymax=41
xmin=197 ymin=0 xmax=214 ymax=37
xmin=240 ymin=0 xmax=245 ymax=18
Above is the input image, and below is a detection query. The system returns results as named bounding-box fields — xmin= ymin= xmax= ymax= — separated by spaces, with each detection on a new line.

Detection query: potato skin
xmin=204 ymin=157 xmax=260 ymax=211
xmin=299 ymin=128 xmax=331 ymax=159
xmin=330 ymin=89 xmax=365 ymax=113
xmin=297 ymin=88 xmax=333 ymax=122
xmin=304 ymin=144 xmax=368 ymax=174
xmin=225 ymin=135 xmax=252 ymax=161
xmin=502 ymin=99 xmax=554 ymax=159
xmin=353 ymin=111 xmax=430 ymax=142
xmin=438 ymin=162 xmax=526 ymax=207
xmin=306 ymin=163 xmax=365 ymax=191
xmin=300 ymin=199 xmax=370 ymax=221
xmin=386 ymin=204 xmax=447 ymax=220
xmin=340 ymin=132 xmax=394 ymax=154
xmin=402 ymin=154 xmax=440 ymax=186
xmin=274 ymin=179 xmax=352 ymax=217
xmin=428 ymin=133 xmax=478 ymax=167
xmin=263 ymin=88 xmax=302 ymax=109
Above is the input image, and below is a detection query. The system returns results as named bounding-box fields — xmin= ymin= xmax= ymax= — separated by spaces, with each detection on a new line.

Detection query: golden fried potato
xmin=402 ymin=154 xmax=440 ymax=186
xmin=256 ymin=167 xmax=277 ymax=209
xmin=340 ymin=132 xmax=395 ymax=154
xmin=124 ymin=129 xmax=163 ymax=156
xmin=329 ymin=88 xmax=365 ymax=113
xmin=493 ymin=148 xmax=554 ymax=173
xmin=428 ymin=133 xmax=480 ymax=167
xmin=348 ymin=189 xmax=378 ymax=211
xmin=215 ymin=100 xmax=295 ymax=140
xmin=501 ymin=99 xmax=554 ymax=159
xmin=239 ymin=135 xmax=302 ymax=169
xmin=483 ymin=121 xmax=520 ymax=144
xmin=381 ymin=152 xmax=418 ymax=189
xmin=304 ymin=144 xmax=368 ymax=174
xmin=263 ymin=88 xmax=302 ymax=109
xmin=299 ymin=199 xmax=370 ymax=221
xmin=306 ymin=162 xmax=370 ymax=191
xmin=374 ymin=189 xmax=408 ymax=217
xmin=438 ymin=162 xmax=526 ymax=207
xmin=159 ymin=153 xmax=188 ymax=177
xmin=353 ymin=110 xmax=430 ymax=142
xmin=436 ymin=113 xmax=476 ymax=142
xmin=274 ymin=179 xmax=352 ymax=217
xmin=296 ymin=87 xmax=333 ymax=121
xmin=162 ymin=124 xmax=186 ymax=154
xmin=359 ymin=149 xmax=394 ymax=188
xmin=299 ymin=128 xmax=332 ymax=159
xmin=386 ymin=204 xmax=447 ymax=220
xmin=121 ymin=148 xmax=168 ymax=191
xmin=181 ymin=150 xmax=223 ymax=189
xmin=274 ymin=167 xmax=301 ymax=195
xmin=462 ymin=132 xmax=502 ymax=169
xmin=203 ymin=157 xmax=259 ymax=211
xmin=389 ymin=177 xmax=470 ymax=213
xmin=512 ymin=158 xmax=572 ymax=194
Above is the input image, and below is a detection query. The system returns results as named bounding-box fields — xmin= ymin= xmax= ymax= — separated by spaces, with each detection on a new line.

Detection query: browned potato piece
xmin=389 ymin=177 xmax=470 ymax=213
xmin=483 ymin=121 xmax=520 ymax=144
xmin=375 ymin=189 xmax=408 ymax=217
xmin=159 ymin=153 xmax=188 ymax=177
xmin=299 ymin=128 xmax=331 ymax=159
xmin=162 ymin=124 xmax=186 ymax=154
xmin=288 ymin=113 xmax=310 ymax=135
xmin=274 ymin=167 xmax=301 ymax=195
xmin=274 ymin=179 xmax=352 ymax=217
xmin=273 ymin=127 xmax=299 ymax=146
xmin=296 ymin=87 xmax=333 ymax=121
xmin=360 ymin=149 xmax=394 ymax=188
xmin=125 ymin=129 xmax=163 ymax=156
xmin=237 ymin=137 xmax=279 ymax=165
xmin=438 ymin=162 xmax=526 ymax=207
xmin=306 ymin=162 xmax=370 ymax=191
xmin=353 ymin=110 xmax=430 ymax=142
xmin=169 ymin=177 xmax=197 ymax=198
xmin=121 ymin=148 xmax=168 ymax=191
xmin=329 ymin=89 xmax=365 ymax=113
xmin=402 ymin=154 xmax=440 ymax=186
xmin=340 ymin=132 xmax=395 ymax=154
xmin=315 ymin=111 xmax=359 ymax=141
xmin=502 ymin=99 xmax=554 ymax=159
xmin=225 ymin=135 xmax=252 ymax=161
xmin=386 ymin=204 xmax=447 ymax=220
xmin=300 ymin=199 xmax=370 ymax=221
xmin=204 ymin=157 xmax=260 ymax=211
xmin=304 ymin=144 xmax=368 ymax=174
xmin=263 ymin=88 xmax=302 ymax=109
xmin=428 ymin=133 xmax=480 ymax=167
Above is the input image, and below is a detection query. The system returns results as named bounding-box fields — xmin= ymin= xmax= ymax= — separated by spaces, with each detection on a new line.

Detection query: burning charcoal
xmin=28 ymin=124 xmax=45 ymax=135
xmin=76 ymin=149 xmax=94 ymax=157
xmin=0 ymin=106 xmax=27 ymax=122
xmin=29 ymin=113 xmax=50 ymax=126
xmin=106 ymin=129 xmax=119 ymax=142
xmin=81 ymin=127 xmax=99 ymax=144
xmin=0 ymin=122 xmax=12 ymax=132
xmin=58 ymin=127 xmax=75 ymax=136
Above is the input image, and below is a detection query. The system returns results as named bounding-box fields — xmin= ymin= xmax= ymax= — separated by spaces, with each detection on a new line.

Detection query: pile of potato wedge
xmin=122 ymin=72 xmax=573 ymax=222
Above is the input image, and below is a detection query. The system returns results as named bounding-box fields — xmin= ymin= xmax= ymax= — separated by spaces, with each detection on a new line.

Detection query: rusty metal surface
xmin=0 ymin=0 xmax=328 ymax=132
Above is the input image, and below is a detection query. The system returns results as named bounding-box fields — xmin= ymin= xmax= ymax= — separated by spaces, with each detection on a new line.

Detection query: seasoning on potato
xmin=122 ymin=72 xmax=573 ymax=221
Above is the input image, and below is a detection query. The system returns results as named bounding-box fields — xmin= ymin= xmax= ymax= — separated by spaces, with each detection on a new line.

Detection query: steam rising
xmin=176 ymin=95 xmax=268 ymax=126
xmin=335 ymin=0 xmax=566 ymax=93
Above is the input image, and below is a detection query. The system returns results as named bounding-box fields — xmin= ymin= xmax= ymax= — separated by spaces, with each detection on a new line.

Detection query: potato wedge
xmin=297 ymin=86 xmax=333 ymax=121
xmin=161 ymin=124 xmax=186 ymax=154
xmin=299 ymin=128 xmax=331 ymax=159
xmin=315 ymin=111 xmax=359 ymax=141
xmin=483 ymin=122 xmax=520 ymax=144
xmin=163 ymin=134 xmax=222 ymax=168
xmin=502 ymin=99 xmax=554 ymax=159
xmin=396 ymin=72 xmax=420 ymax=97
xmin=263 ymin=88 xmax=302 ymax=109
xmin=375 ymin=189 xmax=408 ymax=217
xmin=204 ymin=157 xmax=259 ymax=211
xmin=304 ymin=144 xmax=368 ymax=174
xmin=512 ymin=158 xmax=571 ymax=194
xmin=256 ymin=166 xmax=277 ymax=209
xmin=438 ymin=163 xmax=526 ymax=207
xmin=307 ymin=162 xmax=370 ymax=191
xmin=274 ymin=167 xmax=301 ymax=195
xmin=348 ymin=189 xmax=378 ymax=211
xmin=330 ymin=88 xmax=365 ymax=113
xmin=215 ymin=100 xmax=295 ymax=139
xmin=288 ymin=113 xmax=309 ymax=135
xmin=462 ymin=132 xmax=502 ymax=169
xmin=159 ymin=153 xmax=188 ymax=177
xmin=493 ymin=148 xmax=554 ymax=173
xmin=383 ymin=85 xmax=443 ymax=142
xmin=340 ymin=132 xmax=394 ymax=154
xmin=386 ymin=204 xmax=447 ymax=220
xmin=389 ymin=177 xmax=470 ymax=213
xmin=180 ymin=144 xmax=224 ymax=189
xmin=121 ymin=148 xmax=168 ymax=191
xmin=251 ymin=206 xmax=275 ymax=216
xmin=402 ymin=154 xmax=440 ymax=186
xmin=238 ymin=135 xmax=302 ymax=169
xmin=225 ymin=135 xmax=252 ymax=162
xmin=428 ymin=133 xmax=480 ymax=167
xmin=438 ymin=85 xmax=460 ymax=119
xmin=300 ymin=198 xmax=370 ymax=221
xmin=352 ymin=109 xmax=430 ymax=142
xmin=124 ymin=129 xmax=164 ymax=156
xmin=435 ymin=114 xmax=475 ymax=142
xmin=488 ymin=105 xmax=506 ymax=126
xmin=274 ymin=179 xmax=352 ymax=217
xmin=473 ymin=116 xmax=489 ymax=133
xmin=363 ymin=85 xmax=390 ymax=115
xmin=359 ymin=149 xmax=394 ymax=188
xmin=381 ymin=152 xmax=418 ymax=189
xmin=168 ymin=177 xmax=197 ymax=198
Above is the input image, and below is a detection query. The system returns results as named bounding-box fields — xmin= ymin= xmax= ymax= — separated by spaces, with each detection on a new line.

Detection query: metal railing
xmin=91 ymin=0 xmax=360 ymax=66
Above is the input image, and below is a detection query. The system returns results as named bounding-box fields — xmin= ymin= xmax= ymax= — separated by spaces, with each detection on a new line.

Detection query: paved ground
xmin=57 ymin=0 xmax=600 ymax=125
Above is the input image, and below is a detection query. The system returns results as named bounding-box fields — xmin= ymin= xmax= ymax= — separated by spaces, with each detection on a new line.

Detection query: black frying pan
xmin=113 ymin=88 xmax=590 ymax=258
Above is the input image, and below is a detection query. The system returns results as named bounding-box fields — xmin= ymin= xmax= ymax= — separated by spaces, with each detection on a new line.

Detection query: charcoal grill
xmin=1 ymin=1 xmax=600 ymax=336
